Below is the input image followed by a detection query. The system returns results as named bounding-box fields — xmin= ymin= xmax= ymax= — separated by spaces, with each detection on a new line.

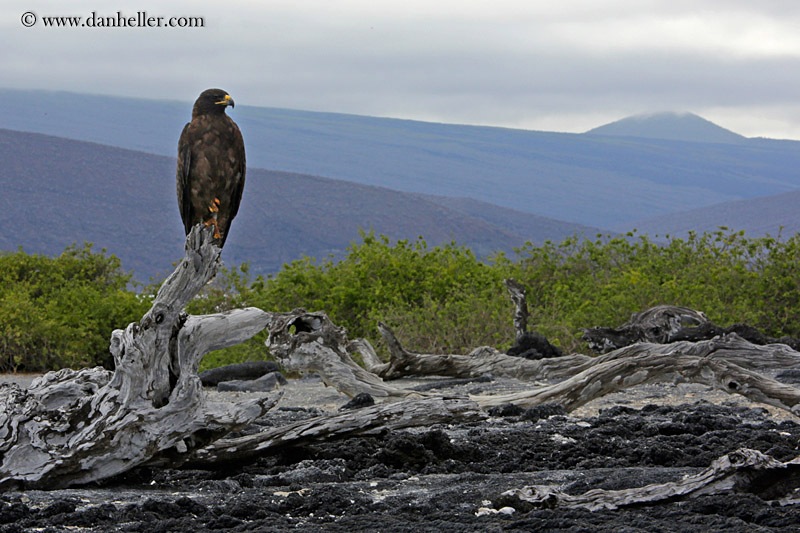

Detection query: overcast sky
xmin=4 ymin=0 xmax=800 ymax=139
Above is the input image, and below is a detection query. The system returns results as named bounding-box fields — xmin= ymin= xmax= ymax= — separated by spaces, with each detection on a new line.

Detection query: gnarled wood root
xmin=265 ymin=309 xmax=427 ymax=399
xmin=0 ymin=226 xmax=278 ymax=489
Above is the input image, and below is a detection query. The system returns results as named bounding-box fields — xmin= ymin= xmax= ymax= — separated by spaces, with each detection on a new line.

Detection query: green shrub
xmin=251 ymin=230 xmax=512 ymax=354
xmin=174 ymin=228 xmax=800 ymax=367
xmin=0 ymin=243 xmax=150 ymax=372
xmin=5 ymin=227 xmax=800 ymax=373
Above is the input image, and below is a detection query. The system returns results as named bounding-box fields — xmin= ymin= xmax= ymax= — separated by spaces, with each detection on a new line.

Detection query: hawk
xmin=177 ymin=88 xmax=246 ymax=247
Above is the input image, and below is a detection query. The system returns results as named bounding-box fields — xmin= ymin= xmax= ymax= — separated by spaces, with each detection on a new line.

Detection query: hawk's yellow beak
xmin=215 ymin=94 xmax=234 ymax=108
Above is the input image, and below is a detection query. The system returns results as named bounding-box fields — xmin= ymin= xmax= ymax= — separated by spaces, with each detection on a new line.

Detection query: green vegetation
xmin=3 ymin=228 xmax=799 ymax=373
xmin=0 ymin=243 xmax=150 ymax=372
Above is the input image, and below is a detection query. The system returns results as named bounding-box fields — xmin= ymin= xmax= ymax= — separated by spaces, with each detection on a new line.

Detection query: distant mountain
xmin=418 ymin=195 xmax=606 ymax=244
xmin=586 ymin=112 xmax=747 ymax=145
xmin=617 ymin=190 xmax=800 ymax=239
xmin=0 ymin=129 xmax=602 ymax=280
xmin=4 ymin=89 xmax=800 ymax=229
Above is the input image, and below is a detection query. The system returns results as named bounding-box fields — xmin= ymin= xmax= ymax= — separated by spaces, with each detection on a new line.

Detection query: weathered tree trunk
xmin=188 ymin=396 xmax=485 ymax=466
xmin=581 ymin=305 xmax=711 ymax=353
xmin=265 ymin=308 xmax=426 ymax=399
xmin=498 ymin=448 xmax=800 ymax=511
xmin=474 ymin=338 xmax=800 ymax=414
xmin=377 ymin=315 xmax=800 ymax=380
xmin=0 ymin=226 xmax=278 ymax=489
xmin=504 ymin=278 xmax=528 ymax=342
xmin=376 ymin=321 xmax=592 ymax=381
xmin=261 ymin=307 xmax=800 ymax=415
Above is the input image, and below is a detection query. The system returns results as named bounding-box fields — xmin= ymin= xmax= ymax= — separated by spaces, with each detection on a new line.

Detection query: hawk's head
xmin=192 ymin=88 xmax=235 ymax=117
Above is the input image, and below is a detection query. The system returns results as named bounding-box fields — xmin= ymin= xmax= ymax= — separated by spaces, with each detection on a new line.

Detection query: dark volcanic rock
xmin=199 ymin=361 xmax=280 ymax=386
xmin=506 ymin=331 xmax=563 ymax=359
xmin=521 ymin=404 xmax=567 ymax=421
xmin=216 ymin=371 xmax=287 ymax=392
xmin=776 ymin=369 xmax=800 ymax=385
xmin=339 ymin=392 xmax=375 ymax=410
xmin=6 ymin=394 xmax=800 ymax=532
xmin=487 ymin=403 xmax=525 ymax=417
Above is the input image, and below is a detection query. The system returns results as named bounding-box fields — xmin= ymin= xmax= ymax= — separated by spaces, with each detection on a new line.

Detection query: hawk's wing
xmin=176 ymin=122 xmax=194 ymax=235
xmin=219 ymin=124 xmax=246 ymax=247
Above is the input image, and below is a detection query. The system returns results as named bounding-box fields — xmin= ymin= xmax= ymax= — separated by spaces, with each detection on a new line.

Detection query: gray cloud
xmin=2 ymin=0 xmax=800 ymax=138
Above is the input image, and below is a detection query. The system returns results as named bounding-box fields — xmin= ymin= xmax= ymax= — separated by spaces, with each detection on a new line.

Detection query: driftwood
xmin=581 ymin=305 xmax=710 ymax=353
xmin=265 ymin=308 xmax=425 ymax=399
xmin=5 ymin=234 xmax=800 ymax=498
xmin=504 ymin=278 xmax=529 ymax=341
xmin=376 ymin=321 xmax=591 ymax=381
xmin=498 ymin=448 xmax=800 ymax=511
xmin=264 ymin=308 xmax=800 ymax=415
xmin=582 ymin=304 xmax=800 ymax=353
xmin=189 ymin=396 xmax=485 ymax=465
xmin=257 ymin=276 xmax=800 ymax=416
xmin=0 ymin=226 xmax=278 ymax=489
xmin=375 ymin=322 xmax=800 ymax=413
xmin=475 ymin=336 xmax=800 ymax=414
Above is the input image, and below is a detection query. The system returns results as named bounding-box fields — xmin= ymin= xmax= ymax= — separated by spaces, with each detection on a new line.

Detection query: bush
xmin=6 ymin=228 xmax=800 ymax=373
xmin=509 ymin=229 xmax=800 ymax=352
xmin=0 ymin=243 xmax=151 ymax=372
xmin=165 ymin=228 xmax=800 ymax=368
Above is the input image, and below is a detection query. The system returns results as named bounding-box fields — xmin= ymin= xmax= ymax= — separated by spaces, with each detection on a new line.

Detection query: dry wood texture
xmin=498 ymin=448 xmax=800 ymax=511
xmin=266 ymin=309 xmax=421 ymax=399
xmin=0 ymin=226 xmax=277 ymax=489
xmin=190 ymin=396 xmax=485 ymax=465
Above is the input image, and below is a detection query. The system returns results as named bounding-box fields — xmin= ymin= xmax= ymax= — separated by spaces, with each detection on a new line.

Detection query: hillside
xmin=586 ymin=112 xmax=746 ymax=145
xmin=0 ymin=129 xmax=601 ymax=280
xmin=418 ymin=195 xmax=604 ymax=242
xmin=618 ymin=189 xmax=800 ymax=239
xmin=4 ymin=89 xmax=800 ymax=228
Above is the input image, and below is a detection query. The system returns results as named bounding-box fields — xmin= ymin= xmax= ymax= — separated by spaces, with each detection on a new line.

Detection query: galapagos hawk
xmin=177 ymin=88 xmax=246 ymax=247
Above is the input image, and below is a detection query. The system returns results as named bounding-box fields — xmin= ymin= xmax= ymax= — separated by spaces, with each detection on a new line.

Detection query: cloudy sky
xmin=3 ymin=0 xmax=800 ymax=139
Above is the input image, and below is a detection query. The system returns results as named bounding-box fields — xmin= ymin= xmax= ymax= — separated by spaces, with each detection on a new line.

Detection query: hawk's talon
xmin=204 ymin=219 xmax=222 ymax=240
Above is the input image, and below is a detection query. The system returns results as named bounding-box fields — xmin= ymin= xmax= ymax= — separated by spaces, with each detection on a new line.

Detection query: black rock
xmin=487 ymin=403 xmax=524 ymax=417
xmin=217 ymin=371 xmax=287 ymax=392
xmin=521 ymin=404 xmax=567 ymax=421
xmin=506 ymin=331 xmax=563 ymax=360
xmin=200 ymin=361 xmax=280 ymax=386
xmin=776 ymin=369 xmax=800 ymax=385
xmin=339 ymin=392 xmax=375 ymax=410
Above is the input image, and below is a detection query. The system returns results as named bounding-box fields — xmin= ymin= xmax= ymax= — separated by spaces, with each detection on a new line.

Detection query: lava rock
xmin=521 ymin=404 xmax=567 ymax=421
xmin=506 ymin=331 xmax=563 ymax=360
xmin=339 ymin=392 xmax=375 ymax=410
xmin=200 ymin=361 xmax=280 ymax=386
xmin=217 ymin=371 xmax=287 ymax=392
xmin=487 ymin=403 xmax=525 ymax=417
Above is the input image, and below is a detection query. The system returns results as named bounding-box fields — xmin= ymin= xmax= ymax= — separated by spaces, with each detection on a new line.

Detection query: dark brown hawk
xmin=177 ymin=88 xmax=246 ymax=247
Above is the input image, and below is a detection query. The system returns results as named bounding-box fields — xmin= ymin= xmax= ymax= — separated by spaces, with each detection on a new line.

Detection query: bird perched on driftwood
xmin=177 ymin=88 xmax=246 ymax=247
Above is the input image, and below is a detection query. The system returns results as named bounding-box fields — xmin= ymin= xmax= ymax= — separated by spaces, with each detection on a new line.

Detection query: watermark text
xmin=21 ymin=11 xmax=204 ymax=29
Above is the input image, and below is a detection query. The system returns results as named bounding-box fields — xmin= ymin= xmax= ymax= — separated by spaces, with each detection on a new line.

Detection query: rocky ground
xmin=2 ymin=373 xmax=800 ymax=532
